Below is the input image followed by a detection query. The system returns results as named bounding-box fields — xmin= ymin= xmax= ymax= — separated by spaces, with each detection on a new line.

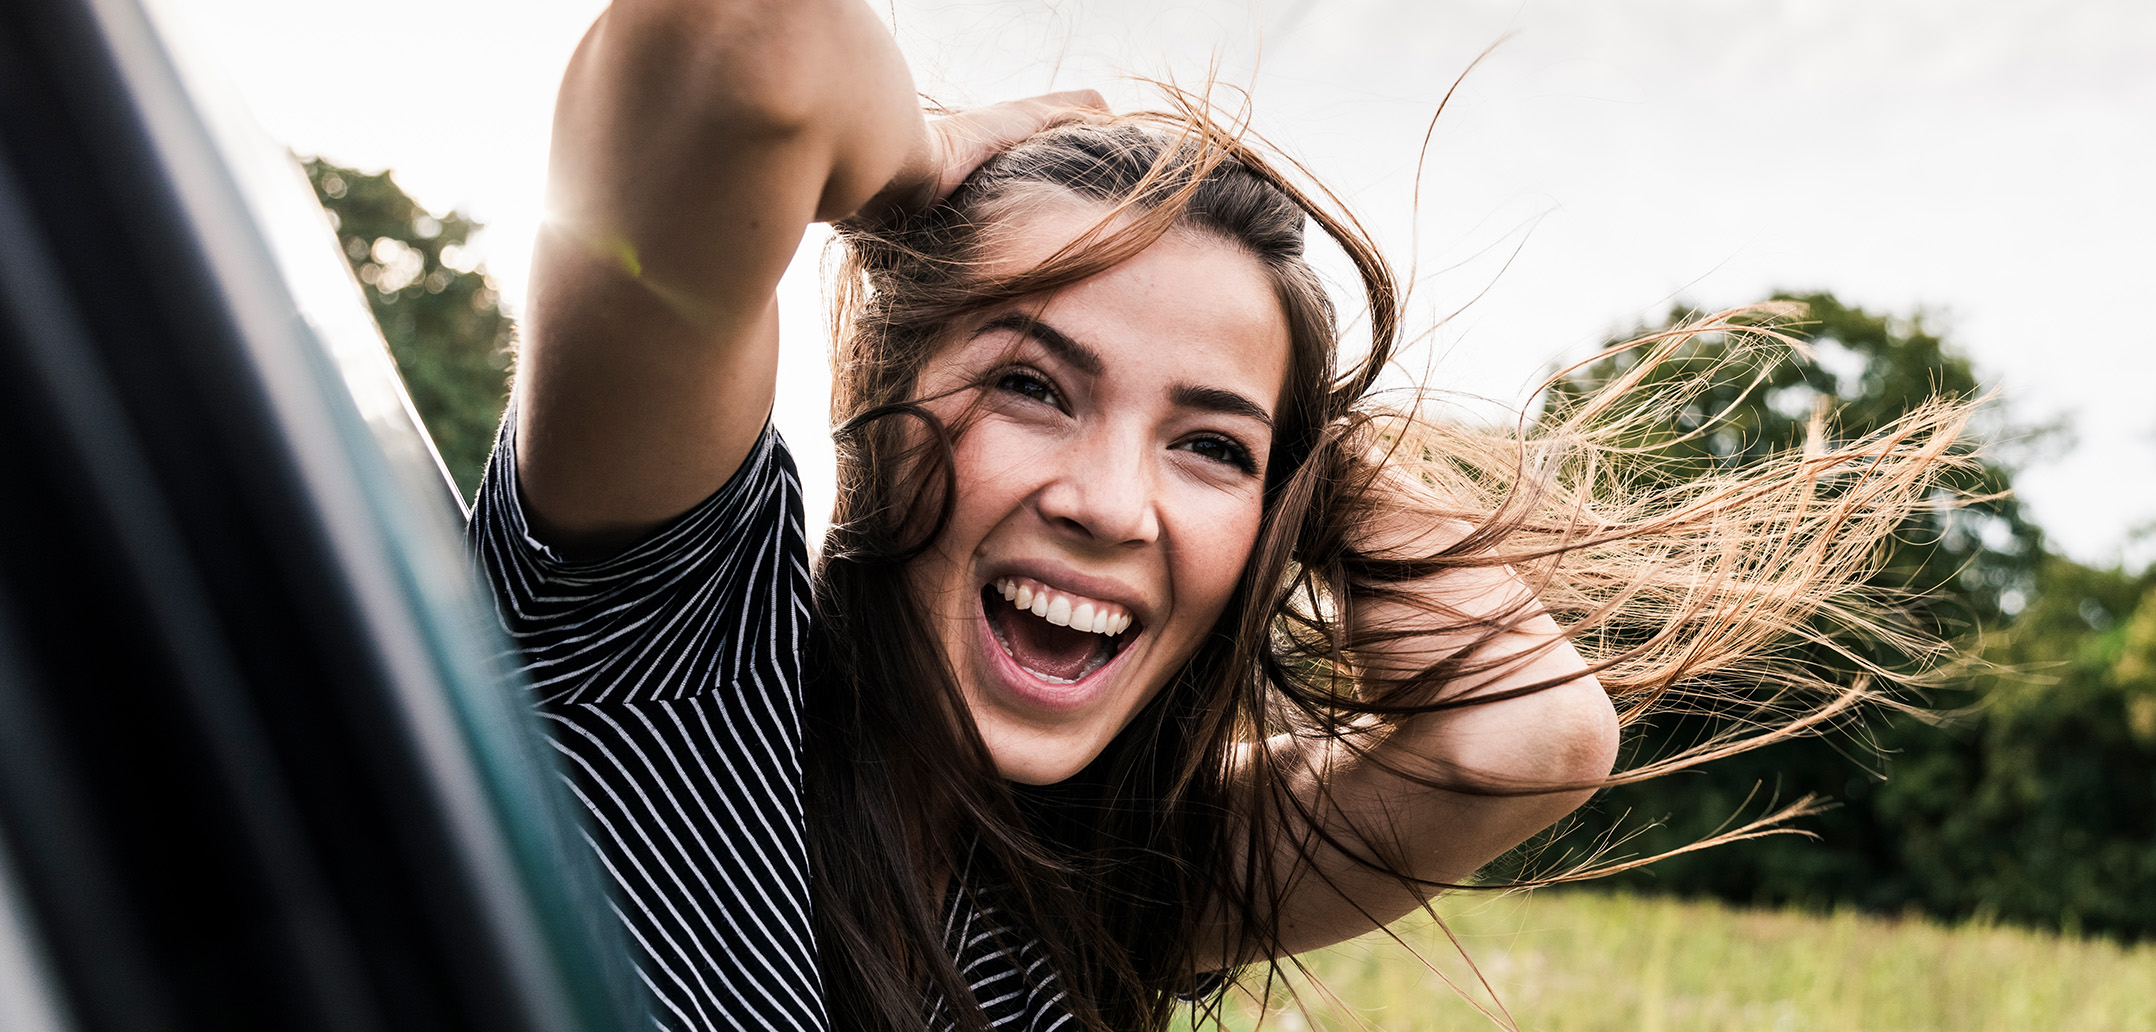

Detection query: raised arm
xmin=1205 ymin=488 xmax=1622 ymax=966
xmin=513 ymin=0 xmax=922 ymax=549
xmin=514 ymin=0 xmax=1101 ymax=551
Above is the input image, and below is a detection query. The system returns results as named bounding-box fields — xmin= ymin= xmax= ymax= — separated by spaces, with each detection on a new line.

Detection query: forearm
xmin=1218 ymin=663 xmax=1613 ymax=963
xmin=1208 ymin=530 xmax=1618 ymax=964
xmin=1314 ymin=497 xmax=1621 ymax=898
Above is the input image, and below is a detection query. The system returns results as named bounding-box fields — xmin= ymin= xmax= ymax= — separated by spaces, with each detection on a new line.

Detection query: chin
xmin=990 ymin=743 xmax=1098 ymax=787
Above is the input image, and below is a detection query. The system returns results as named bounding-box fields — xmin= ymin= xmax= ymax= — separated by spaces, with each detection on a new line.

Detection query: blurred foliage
xmin=304 ymin=158 xmax=512 ymax=500
xmin=1902 ymin=559 xmax=2156 ymax=934
xmin=1513 ymin=293 xmax=2156 ymax=939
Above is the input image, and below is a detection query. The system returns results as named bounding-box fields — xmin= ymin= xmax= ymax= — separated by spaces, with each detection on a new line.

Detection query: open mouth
xmin=981 ymin=576 xmax=1141 ymax=685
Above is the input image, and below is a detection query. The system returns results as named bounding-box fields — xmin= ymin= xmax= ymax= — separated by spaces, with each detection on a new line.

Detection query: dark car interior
xmin=0 ymin=0 xmax=639 ymax=1028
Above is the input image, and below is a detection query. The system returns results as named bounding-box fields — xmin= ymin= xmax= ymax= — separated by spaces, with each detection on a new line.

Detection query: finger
xmin=1023 ymin=90 xmax=1114 ymax=129
xmin=1032 ymin=88 xmax=1111 ymax=114
xmin=925 ymin=89 xmax=1115 ymax=200
xmin=954 ymin=92 xmax=1111 ymax=146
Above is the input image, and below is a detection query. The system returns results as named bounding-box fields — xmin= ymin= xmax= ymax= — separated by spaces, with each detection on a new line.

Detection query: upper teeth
xmin=993 ymin=577 xmax=1133 ymax=636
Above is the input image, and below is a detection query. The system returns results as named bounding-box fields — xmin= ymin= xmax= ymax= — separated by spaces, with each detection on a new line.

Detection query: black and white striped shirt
xmin=471 ymin=419 xmax=1074 ymax=1032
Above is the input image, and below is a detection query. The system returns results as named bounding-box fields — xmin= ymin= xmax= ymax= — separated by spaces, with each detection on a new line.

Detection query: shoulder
xmin=469 ymin=410 xmax=813 ymax=707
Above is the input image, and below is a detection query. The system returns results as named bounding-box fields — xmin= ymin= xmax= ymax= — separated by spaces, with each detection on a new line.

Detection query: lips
xmin=977 ymin=574 xmax=1143 ymax=695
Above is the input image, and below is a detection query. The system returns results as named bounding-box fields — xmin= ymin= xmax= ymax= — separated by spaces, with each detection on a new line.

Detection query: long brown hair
xmin=802 ymin=97 xmax=1977 ymax=1032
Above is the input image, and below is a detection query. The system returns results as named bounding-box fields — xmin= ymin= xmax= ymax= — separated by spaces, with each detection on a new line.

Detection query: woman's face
xmin=908 ymin=199 xmax=1292 ymax=785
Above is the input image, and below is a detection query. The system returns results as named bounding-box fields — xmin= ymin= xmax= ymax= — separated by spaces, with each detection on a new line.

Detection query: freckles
xmin=957 ymin=432 xmax=1071 ymax=525
xmin=973 ymin=435 xmax=1058 ymax=483
xmin=1171 ymin=506 xmax=1263 ymax=603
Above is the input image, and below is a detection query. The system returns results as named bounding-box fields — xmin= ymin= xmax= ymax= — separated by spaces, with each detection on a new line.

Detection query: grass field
xmin=1197 ymin=890 xmax=2156 ymax=1032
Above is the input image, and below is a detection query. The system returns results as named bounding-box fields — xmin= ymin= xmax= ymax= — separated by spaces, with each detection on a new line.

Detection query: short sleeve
xmin=466 ymin=411 xmax=813 ymax=710
xmin=467 ymin=412 xmax=831 ymax=1030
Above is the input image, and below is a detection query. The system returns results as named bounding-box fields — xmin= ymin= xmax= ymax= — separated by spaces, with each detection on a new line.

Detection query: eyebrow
xmin=1169 ymin=384 xmax=1275 ymax=429
xmin=974 ymin=312 xmax=1275 ymax=429
xmin=976 ymin=313 xmax=1102 ymax=376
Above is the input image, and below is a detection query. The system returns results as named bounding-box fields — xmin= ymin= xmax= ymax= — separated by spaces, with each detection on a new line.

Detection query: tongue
xmin=996 ymin=604 xmax=1110 ymax=682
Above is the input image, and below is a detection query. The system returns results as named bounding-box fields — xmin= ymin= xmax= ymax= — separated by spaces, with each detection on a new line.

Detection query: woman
xmin=471 ymin=2 xmax=1971 ymax=1030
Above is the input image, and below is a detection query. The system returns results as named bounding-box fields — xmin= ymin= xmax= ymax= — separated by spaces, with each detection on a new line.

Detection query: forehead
xmin=963 ymin=197 xmax=1292 ymax=412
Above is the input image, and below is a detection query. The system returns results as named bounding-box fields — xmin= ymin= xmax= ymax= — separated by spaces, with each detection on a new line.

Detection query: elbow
xmin=1543 ymin=672 xmax=1619 ymax=805
xmin=1569 ymin=680 xmax=1621 ymax=797
xmin=1473 ymin=674 xmax=1615 ymax=851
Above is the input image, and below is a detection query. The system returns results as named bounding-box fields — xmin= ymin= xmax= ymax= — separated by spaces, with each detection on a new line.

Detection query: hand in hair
xmin=861 ymin=90 xmax=1114 ymax=218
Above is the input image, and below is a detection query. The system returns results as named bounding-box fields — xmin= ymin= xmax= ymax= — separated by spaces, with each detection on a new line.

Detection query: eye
xmin=1178 ymin=433 xmax=1259 ymax=475
xmin=994 ymin=368 xmax=1064 ymax=410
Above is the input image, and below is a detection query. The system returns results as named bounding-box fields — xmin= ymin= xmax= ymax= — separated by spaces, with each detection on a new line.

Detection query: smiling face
xmin=907 ymin=200 xmax=1293 ymax=785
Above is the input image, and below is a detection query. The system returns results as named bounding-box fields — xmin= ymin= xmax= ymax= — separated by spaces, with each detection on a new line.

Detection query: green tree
xmin=1890 ymin=560 xmax=2156 ymax=935
xmin=1543 ymin=292 xmax=2042 ymax=625
xmin=1520 ymin=293 xmax=2092 ymax=924
xmin=305 ymin=158 xmax=513 ymax=500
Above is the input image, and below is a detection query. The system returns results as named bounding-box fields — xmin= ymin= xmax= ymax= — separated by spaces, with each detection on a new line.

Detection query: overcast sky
xmin=168 ymin=0 xmax=2156 ymax=567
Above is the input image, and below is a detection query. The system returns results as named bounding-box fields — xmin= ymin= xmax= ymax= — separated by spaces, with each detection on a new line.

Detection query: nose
xmin=1033 ymin=426 xmax=1161 ymax=547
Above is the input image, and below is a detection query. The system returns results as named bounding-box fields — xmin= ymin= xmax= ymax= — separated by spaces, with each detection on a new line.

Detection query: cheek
xmin=908 ymin=392 xmax=1037 ymax=536
xmin=1172 ymin=496 xmax=1266 ymax=624
xmin=943 ymin=424 xmax=1041 ymax=530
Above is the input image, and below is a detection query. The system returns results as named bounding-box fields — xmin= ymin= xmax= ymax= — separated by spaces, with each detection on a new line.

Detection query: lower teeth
xmin=988 ymin=601 xmax=1117 ymax=685
xmin=1021 ymin=650 xmax=1110 ymax=684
